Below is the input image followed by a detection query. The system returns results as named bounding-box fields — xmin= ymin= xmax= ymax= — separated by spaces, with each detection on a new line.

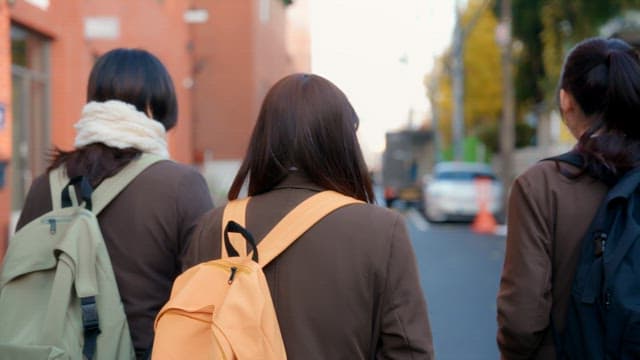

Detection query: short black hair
xmin=87 ymin=48 xmax=178 ymax=130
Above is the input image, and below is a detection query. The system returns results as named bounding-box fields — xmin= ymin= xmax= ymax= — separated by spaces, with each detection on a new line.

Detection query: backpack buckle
xmin=81 ymin=296 xmax=101 ymax=334
xmin=80 ymin=296 xmax=101 ymax=360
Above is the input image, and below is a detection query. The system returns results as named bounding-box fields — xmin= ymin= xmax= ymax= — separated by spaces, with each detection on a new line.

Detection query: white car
xmin=423 ymin=162 xmax=504 ymax=223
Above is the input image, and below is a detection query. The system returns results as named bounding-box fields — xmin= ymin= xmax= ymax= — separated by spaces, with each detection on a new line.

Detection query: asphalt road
xmin=403 ymin=208 xmax=506 ymax=360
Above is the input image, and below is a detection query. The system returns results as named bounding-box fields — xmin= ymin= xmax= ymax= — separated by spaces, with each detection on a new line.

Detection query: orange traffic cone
xmin=472 ymin=201 xmax=497 ymax=234
xmin=471 ymin=177 xmax=497 ymax=234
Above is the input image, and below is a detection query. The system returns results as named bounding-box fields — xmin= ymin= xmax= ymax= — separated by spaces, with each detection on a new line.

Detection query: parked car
xmin=422 ymin=162 xmax=504 ymax=223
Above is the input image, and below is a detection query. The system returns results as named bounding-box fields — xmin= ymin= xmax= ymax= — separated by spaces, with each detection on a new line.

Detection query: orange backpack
xmin=151 ymin=190 xmax=362 ymax=360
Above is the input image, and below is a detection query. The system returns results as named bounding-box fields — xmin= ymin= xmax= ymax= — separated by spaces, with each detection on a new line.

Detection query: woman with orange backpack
xmin=180 ymin=73 xmax=434 ymax=359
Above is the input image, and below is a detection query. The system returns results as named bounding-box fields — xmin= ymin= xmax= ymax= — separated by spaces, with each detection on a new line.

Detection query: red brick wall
xmin=0 ymin=1 xmax=12 ymax=261
xmin=192 ymin=0 xmax=309 ymax=161
xmin=254 ymin=0 xmax=296 ymax=113
xmin=191 ymin=0 xmax=255 ymax=161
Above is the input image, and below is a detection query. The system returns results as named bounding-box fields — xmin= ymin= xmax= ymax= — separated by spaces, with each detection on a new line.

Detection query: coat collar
xmin=272 ymin=171 xmax=325 ymax=192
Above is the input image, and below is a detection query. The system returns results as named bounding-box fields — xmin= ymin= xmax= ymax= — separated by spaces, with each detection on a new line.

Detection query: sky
xmin=309 ymin=0 xmax=459 ymax=168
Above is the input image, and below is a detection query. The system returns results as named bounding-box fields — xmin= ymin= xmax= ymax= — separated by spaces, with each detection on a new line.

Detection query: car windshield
xmin=435 ymin=171 xmax=496 ymax=181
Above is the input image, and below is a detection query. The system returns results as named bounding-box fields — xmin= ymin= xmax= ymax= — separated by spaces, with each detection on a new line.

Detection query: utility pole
xmin=451 ymin=0 xmax=465 ymax=161
xmin=427 ymin=62 xmax=442 ymax=162
xmin=498 ymin=0 xmax=515 ymax=189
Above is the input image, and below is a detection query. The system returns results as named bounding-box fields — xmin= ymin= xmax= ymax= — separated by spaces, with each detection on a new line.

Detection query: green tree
xmin=512 ymin=0 xmax=545 ymax=107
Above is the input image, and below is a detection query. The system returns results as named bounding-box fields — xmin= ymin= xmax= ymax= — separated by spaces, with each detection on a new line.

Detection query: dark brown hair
xmin=48 ymin=48 xmax=176 ymax=186
xmin=228 ymin=73 xmax=375 ymax=203
xmin=559 ymin=37 xmax=640 ymax=180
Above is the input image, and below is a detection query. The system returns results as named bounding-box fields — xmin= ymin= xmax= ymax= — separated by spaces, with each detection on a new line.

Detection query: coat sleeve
xmin=16 ymin=174 xmax=51 ymax=231
xmin=175 ymin=169 xmax=214 ymax=271
xmin=377 ymin=213 xmax=434 ymax=359
xmin=180 ymin=204 xmax=224 ymax=272
xmin=497 ymin=175 xmax=553 ymax=359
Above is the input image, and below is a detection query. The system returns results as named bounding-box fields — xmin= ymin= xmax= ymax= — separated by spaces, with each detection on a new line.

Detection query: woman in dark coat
xmin=183 ymin=73 xmax=434 ymax=359
xmin=16 ymin=48 xmax=213 ymax=358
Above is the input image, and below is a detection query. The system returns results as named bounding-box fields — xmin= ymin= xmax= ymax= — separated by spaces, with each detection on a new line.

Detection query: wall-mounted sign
xmin=84 ymin=17 xmax=120 ymax=40
xmin=184 ymin=9 xmax=209 ymax=24
xmin=25 ymin=0 xmax=49 ymax=10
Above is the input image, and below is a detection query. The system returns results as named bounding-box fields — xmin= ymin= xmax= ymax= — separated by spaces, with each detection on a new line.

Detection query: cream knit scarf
xmin=74 ymin=100 xmax=170 ymax=158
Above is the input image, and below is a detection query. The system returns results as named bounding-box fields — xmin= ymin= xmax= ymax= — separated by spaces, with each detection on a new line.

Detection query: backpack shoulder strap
xmin=221 ymin=197 xmax=251 ymax=258
xmin=542 ymin=150 xmax=583 ymax=168
xmin=49 ymin=167 xmax=68 ymax=210
xmin=604 ymin=166 xmax=640 ymax=202
xmin=48 ymin=153 xmax=164 ymax=214
xmin=91 ymin=153 xmax=164 ymax=215
xmin=257 ymin=190 xmax=364 ymax=267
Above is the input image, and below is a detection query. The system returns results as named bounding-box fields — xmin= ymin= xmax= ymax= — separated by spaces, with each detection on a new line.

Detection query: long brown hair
xmin=228 ymin=73 xmax=375 ymax=203
xmin=48 ymin=48 xmax=176 ymax=187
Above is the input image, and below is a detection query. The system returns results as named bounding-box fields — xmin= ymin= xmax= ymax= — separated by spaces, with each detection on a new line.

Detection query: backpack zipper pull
xmin=48 ymin=219 xmax=56 ymax=235
xmin=228 ymin=267 xmax=238 ymax=285
xmin=594 ymin=232 xmax=607 ymax=257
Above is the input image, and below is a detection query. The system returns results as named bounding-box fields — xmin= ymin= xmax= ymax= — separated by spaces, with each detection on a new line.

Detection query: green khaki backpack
xmin=0 ymin=154 xmax=161 ymax=360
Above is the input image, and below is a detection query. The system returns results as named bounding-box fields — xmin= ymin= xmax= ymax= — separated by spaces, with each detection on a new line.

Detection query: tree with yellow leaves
xmin=430 ymin=0 xmax=503 ymax=154
xmin=463 ymin=0 xmax=503 ymax=137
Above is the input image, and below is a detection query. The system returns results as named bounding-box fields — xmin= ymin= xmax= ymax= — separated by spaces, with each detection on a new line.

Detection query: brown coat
xmin=16 ymin=160 xmax=213 ymax=358
xmin=183 ymin=172 xmax=434 ymax=359
xmin=497 ymin=159 xmax=608 ymax=359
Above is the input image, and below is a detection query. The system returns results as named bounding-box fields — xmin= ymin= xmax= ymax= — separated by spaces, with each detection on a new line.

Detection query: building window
xmin=11 ymin=24 xmax=50 ymax=211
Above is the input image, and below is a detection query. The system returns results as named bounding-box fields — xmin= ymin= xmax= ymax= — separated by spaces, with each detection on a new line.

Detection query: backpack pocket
xmin=0 ymin=344 xmax=70 ymax=359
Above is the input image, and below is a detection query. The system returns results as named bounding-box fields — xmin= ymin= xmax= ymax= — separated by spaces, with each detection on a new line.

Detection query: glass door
xmin=10 ymin=24 xmax=50 ymax=211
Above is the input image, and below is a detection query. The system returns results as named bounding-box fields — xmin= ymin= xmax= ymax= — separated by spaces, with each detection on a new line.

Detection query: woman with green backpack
xmin=11 ymin=48 xmax=213 ymax=359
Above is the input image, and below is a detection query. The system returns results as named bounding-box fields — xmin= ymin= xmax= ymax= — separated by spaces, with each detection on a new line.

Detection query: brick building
xmin=0 ymin=0 xmax=310 ymax=260
xmin=190 ymin=0 xmax=311 ymax=203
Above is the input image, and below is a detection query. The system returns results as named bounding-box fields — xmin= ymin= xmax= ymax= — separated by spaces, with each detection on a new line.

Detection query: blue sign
xmin=0 ymin=161 xmax=5 ymax=189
